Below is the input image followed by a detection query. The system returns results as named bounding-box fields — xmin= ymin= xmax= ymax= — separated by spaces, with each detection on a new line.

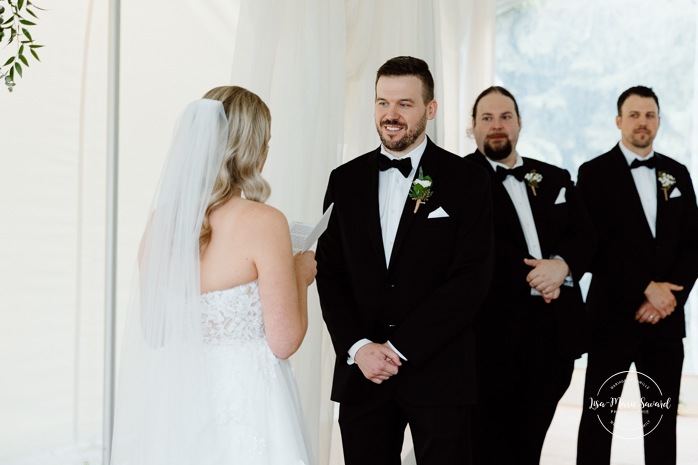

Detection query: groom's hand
xmin=355 ymin=343 xmax=400 ymax=384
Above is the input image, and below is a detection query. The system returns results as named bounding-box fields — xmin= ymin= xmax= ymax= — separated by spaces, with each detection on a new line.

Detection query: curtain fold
xmin=229 ymin=2 xmax=346 ymax=463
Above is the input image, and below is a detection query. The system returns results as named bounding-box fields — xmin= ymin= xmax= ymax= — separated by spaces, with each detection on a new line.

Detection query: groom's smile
xmin=374 ymin=74 xmax=437 ymax=156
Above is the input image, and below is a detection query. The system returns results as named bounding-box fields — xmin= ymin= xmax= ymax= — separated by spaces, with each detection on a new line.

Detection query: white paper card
xmin=290 ymin=203 xmax=334 ymax=253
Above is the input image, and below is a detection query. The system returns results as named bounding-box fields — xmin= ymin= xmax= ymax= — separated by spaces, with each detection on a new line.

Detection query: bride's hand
xmin=294 ymin=251 xmax=317 ymax=286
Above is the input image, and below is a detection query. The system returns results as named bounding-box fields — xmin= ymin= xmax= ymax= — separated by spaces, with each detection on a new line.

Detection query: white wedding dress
xmin=112 ymin=100 xmax=313 ymax=465
xmin=199 ymin=280 xmax=313 ymax=465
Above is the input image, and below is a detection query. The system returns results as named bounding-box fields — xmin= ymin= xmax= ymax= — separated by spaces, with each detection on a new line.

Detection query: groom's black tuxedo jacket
xmin=576 ymin=144 xmax=698 ymax=342
xmin=465 ymin=151 xmax=596 ymax=360
xmin=316 ymin=138 xmax=494 ymax=406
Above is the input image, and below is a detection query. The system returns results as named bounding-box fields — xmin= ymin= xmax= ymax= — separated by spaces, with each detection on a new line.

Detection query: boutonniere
xmin=409 ymin=167 xmax=433 ymax=213
xmin=658 ymin=171 xmax=676 ymax=201
xmin=524 ymin=169 xmax=543 ymax=196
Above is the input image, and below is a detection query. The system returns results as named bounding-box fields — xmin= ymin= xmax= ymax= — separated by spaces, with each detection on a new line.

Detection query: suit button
xmin=387 ymin=283 xmax=396 ymax=288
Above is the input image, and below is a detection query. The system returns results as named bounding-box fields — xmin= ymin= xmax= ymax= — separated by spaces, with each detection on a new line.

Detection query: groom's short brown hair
xmin=376 ymin=56 xmax=435 ymax=104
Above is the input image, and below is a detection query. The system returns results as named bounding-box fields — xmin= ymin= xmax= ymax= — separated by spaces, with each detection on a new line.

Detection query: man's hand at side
xmin=524 ymin=258 xmax=569 ymax=301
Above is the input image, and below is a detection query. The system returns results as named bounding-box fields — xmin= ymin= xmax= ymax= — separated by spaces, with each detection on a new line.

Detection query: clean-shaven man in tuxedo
xmin=316 ymin=56 xmax=494 ymax=465
xmin=576 ymin=86 xmax=698 ymax=465
xmin=465 ymin=86 xmax=596 ymax=465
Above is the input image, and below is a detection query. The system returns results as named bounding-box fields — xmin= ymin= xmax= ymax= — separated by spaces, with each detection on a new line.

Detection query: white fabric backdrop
xmin=0 ymin=1 xmax=495 ymax=463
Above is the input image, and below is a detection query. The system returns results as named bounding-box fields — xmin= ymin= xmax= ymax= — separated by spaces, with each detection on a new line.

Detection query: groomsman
xmin=576 ymin=86 xmax=698 ymax=465
xmin=316 ymin=56 xmax=494 ymax=465
xmin=465 ymin=86 xmax=596 ymax=465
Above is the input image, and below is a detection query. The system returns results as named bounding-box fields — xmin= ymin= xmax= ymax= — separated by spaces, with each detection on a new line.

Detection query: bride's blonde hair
xmin=199 ymin=86 xmax=272 ymax=251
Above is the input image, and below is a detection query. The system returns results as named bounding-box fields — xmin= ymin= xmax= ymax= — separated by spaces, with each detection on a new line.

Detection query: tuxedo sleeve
xmin=388 ymin=167 xmax=495 ymax=368
xmin=315 ymin=170 xmax=365 ymax=356
xmin=666 ymin=165 xmax=698 ymax=307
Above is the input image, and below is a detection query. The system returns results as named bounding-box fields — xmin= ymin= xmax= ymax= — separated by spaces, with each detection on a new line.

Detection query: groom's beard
xmin=377 ymin=114 xmax=427 ymax=153
xmin=483 ymin=135 xmax=513 ymax=161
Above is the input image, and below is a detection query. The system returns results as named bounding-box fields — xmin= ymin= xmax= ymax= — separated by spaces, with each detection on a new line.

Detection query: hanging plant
xmin=0 ymin=0 xmax=45 ymax=92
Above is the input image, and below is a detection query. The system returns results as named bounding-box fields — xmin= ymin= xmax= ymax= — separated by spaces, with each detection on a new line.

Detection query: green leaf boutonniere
xmin=409 ymin=167 xmax=432 ymax=213
xmin=524 ymin=169 xmax=543 ymax=196
xmin=658 ymin=171 xmax=676 ymax=201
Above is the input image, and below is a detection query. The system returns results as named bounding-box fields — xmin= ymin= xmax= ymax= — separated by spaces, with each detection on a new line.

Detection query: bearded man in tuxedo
xmin=465 ymin=86 xmax=596 ymax=465
xmin=576 ymin=86 xmax=698 ymax=465
xmin=316 ymin=56 xmax=494 ymax=465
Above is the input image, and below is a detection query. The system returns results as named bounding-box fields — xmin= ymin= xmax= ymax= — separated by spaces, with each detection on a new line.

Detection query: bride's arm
xmin=251 ymin=205 xmax=316 ymax=359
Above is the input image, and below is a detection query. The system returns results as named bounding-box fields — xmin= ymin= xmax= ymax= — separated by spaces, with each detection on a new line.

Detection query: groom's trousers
xmin=338 ymin=382 xmax=472 ymax=465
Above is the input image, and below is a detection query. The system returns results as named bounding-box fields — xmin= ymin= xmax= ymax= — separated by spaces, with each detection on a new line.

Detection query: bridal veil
xmin=110 ymin=99 xmax=228 ymax=464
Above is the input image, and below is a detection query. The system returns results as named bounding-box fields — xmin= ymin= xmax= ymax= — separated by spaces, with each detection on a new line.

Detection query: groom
xmin=316 ymin=56 xmax=494 ymax=465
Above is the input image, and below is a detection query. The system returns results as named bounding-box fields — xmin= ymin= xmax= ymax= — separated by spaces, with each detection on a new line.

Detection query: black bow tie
xmin=496 ymin=165 xmax=526 ymax=182
xmin=630 ymin=157 xmax=656 ymax=170
xmin=378 ymin=155 xmax=413 ymax=177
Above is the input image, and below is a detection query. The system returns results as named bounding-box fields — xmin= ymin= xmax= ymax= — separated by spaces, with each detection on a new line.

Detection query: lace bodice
xmin=200 ymin=280 xmax=266 ymax=344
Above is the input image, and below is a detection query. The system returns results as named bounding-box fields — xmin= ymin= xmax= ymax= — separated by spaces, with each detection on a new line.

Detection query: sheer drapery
xmin=0 ymin=0 xmax=243 ymax=462
xmin=0 ymin=1 xmax=495 ymax=463
xmin=342 ymin=0 xmax=495 ymax=160
xmin=0 ymin=1 xmax=110 ymax=461
xmin=227 ymin=2 xmax=346 ymax=463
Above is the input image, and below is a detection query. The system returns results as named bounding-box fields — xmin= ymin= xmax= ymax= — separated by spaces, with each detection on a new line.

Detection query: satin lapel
xmin=523 ymin=161 xmax=549 ymax=253
xmin=471 ymin=152 xmax=529 ymax=252
xmin=364 ymin=150 xmax=388 ymax=273
xmin=387 ymin=142 xmax=437 ymax=270
xmin=654 ymin=153 xmax=669 ymax=241
xmin=611 ymin=147 xmax=655 ymax=239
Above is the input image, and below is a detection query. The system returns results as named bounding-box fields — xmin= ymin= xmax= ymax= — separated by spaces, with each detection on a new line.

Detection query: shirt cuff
xmin=347 ymin=338 xmax=372 ymax=365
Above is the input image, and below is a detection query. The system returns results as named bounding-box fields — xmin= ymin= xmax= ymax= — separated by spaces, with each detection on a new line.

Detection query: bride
xmin=110 ymin=86 xmax=317 ymax=464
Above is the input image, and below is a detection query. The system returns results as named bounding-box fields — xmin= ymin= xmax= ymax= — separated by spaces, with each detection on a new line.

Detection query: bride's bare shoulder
xmin=213 ymin=198 xmax=289 ymax=237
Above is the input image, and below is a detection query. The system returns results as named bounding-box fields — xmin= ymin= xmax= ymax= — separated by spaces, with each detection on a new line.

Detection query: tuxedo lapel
xmin=523 ymin=161 xmax=551 ymax=253
xmin=388 ymin=140 xmax=437 ymax=270
xmin=470 ymin=152 xmax=529 ymax=253
xmin=523 ymin=162 xmax=543 ymax=212
xmin=654 ymin=153 xmax=672 ymax=241
xmin=610 ymin=147 xmax=655 ymax=240
xmin=362 ymin=150 xmax=388 ymax=272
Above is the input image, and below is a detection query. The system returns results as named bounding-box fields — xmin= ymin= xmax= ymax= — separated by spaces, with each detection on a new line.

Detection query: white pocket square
xmin=554 ymin=187 xmax=567 ymax=205
xmin=428 ymin=206 xmax=449 ymax=218
xmin=670 ymin=187 xmax=682 ymax=198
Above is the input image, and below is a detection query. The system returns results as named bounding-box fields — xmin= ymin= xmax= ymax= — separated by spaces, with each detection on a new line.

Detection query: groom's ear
xmin=427 ymin=100 xmax=437 ymax=121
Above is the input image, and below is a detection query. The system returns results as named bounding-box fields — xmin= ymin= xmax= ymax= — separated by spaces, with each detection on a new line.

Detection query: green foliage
xmin=408 ymin=167 xmax=433 ymax=202
xmin=0 ymin=0 xmax=45 ymax=92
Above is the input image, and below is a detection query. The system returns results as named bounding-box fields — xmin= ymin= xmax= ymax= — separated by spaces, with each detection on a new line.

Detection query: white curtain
xmin=226 ymin=2 xmax=347 ymax=462
xmin=0 ymin=1 xmax=496 ymax=464
xmin=0 ymin=1 xmax=110 ymax=461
